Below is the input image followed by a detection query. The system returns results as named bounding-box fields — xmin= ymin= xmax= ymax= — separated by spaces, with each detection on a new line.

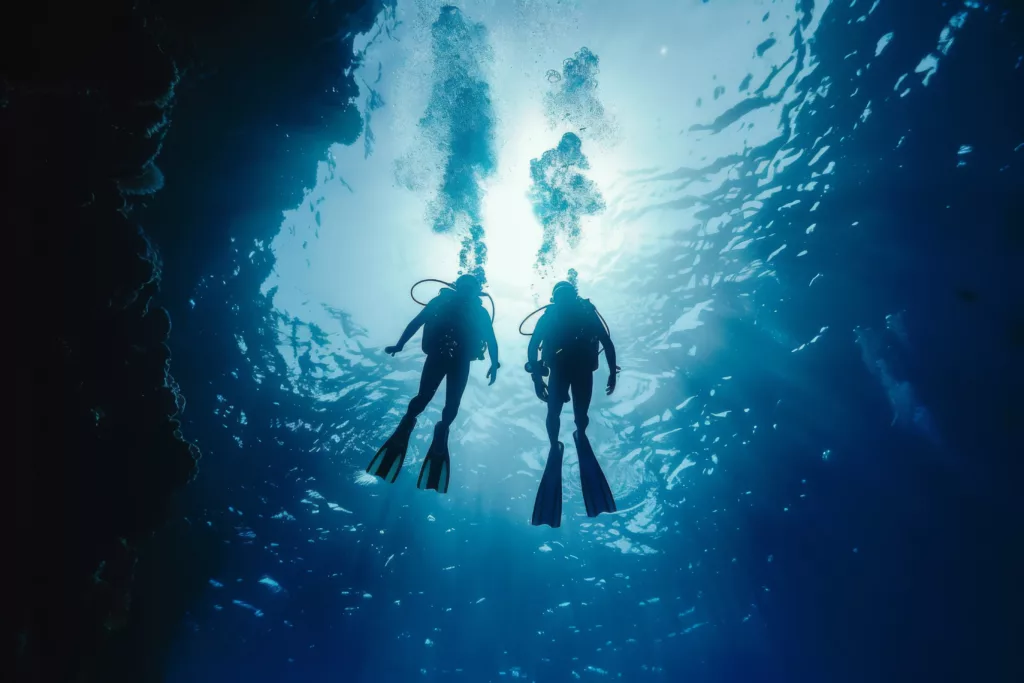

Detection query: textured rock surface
xmin=5 ymin=1 xmax=381 ymax=681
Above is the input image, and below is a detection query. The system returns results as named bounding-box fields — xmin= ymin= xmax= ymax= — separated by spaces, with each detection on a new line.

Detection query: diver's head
xmin=551 ymin=280 xmax=578 ymax=305
xmin=454 ymin=273 xmax=483 ymax=297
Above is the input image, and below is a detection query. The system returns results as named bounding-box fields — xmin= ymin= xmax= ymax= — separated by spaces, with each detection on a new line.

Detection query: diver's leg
xmin=369 ymin=355 xmax=442 ymax=481
xmin=405 ymin=354 xmax=444 ymax=419
xmin=570 ymin=369 xmax=615 ymax=516
xmin=439 ymin=359 xmax=471 ymax=428
xmin=546 ymin=369 xmax=569 ymax=447
xmin=570 ymin=369 xmax=594 ymax=436
xmin=417 ymin=358 xmax=466 ymax=494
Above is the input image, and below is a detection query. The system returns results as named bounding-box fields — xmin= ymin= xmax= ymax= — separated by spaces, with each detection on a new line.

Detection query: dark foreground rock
xmin=4 ymin=1 xmax=381 ymax=681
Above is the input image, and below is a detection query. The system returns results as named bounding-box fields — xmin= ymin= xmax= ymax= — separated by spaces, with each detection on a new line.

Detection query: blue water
xmin=165 ymin=1 xmax=1022 ymax=681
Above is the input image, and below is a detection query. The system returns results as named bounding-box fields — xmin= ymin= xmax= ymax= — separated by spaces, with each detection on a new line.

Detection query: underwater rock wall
xmin=4 ymin=0 xmax=381 ymax=681
xmin=5 ymin=4 xmax=197 ymax=681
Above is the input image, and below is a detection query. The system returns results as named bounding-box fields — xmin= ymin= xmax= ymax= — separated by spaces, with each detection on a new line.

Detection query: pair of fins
xmin=531 ymin=431 xmax=616 ymax=528
xmin=366 ymin=417 xmax=450 ymax=493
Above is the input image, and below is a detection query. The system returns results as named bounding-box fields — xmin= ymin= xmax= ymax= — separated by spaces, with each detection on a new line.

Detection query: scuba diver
xmin=524 ymin=281 xmax=619 ymax=527
xmin=366 ymin=274 xmax=499 ymax=494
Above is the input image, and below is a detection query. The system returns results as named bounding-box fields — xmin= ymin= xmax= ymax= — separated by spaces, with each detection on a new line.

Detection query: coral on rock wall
xmin=4 ymin=0 xmax=382 ymax=681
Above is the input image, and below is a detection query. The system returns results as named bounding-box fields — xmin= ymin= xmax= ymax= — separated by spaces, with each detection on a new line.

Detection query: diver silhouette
xmin=367 ymin=274 xmax=499 ymax=493
xmin=523 ymin=281 xmax=619 ymax=527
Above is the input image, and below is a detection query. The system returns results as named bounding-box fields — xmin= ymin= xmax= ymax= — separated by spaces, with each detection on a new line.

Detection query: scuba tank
xmin=411 ymin=278 xmax=495 ymax=360
xmin=411 ymin=278 xmax=495 ymax=323
xmin=519 ymin=295 xmax=611 ymax=372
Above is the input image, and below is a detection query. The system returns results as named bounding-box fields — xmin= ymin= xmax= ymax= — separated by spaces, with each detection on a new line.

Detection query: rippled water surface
xmin=167 ymin=1 xmax=1022 ymax=681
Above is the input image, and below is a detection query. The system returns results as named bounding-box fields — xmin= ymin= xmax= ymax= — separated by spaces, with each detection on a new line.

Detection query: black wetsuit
xmin=533 ymin=299 xmax=606 ymax=442
xmin=404 ymin=292 xmax=491 ymax=427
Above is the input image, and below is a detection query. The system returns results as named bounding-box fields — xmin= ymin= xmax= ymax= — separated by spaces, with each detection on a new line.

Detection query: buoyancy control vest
xmin=539 ymin=298 xmax=603 ymax=371
xmin=421 ymin=289 xmax=490 ymax=361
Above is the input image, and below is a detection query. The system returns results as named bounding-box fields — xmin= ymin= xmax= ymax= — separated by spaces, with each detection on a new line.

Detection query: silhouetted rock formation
xmin=4 ymin=0 xmax=381 ymax=681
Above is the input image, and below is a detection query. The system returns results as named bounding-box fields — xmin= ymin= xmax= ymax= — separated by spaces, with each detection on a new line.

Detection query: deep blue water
xmin=160 ymin=1 xmax=1021 ymax=681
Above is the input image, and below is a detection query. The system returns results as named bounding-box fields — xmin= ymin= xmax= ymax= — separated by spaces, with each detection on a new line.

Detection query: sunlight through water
xmin=175 ymin=0 xmax=1012 ymax=679
xmin=258 ymin=0 xmax=848 ymax=529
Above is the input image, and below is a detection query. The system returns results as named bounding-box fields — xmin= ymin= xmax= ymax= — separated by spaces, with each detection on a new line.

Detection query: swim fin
xmin=574 ymin=431 xmax=617 ymax=517
xmin=531 ymin=442 xmax=564 ymax=528
xmin=366 ymin=415 xmax=417 ymax=483
xmin=417 ymin=423 xmax=451 ymax=494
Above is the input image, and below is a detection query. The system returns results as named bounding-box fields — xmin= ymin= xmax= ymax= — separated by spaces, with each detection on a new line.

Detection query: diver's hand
xmin=533 ymin=376 xmax=548 ymax=402
xmin=385 ymin=344 xmax=403 ymax=356
xmin=486 ymin=362 xmax=500 ymax=386
xmin=606 ymin=369 xmax=618 ymax=395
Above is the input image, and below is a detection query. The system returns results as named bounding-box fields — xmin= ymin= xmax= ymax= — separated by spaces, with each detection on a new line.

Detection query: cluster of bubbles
xmin=543 ymin=46 xmax=617 ymax=140
xmin=528 ymin=45 xmax=618 ymax=280
xmin=414 ymin=6 xmax=497 ymax=282
xmin=528 ymin=132 xmax=606 ymax=272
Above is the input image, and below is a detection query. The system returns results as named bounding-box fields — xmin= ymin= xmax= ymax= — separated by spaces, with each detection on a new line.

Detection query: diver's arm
xmin=485 ymin=325 xmax=500 ymax=385
xmin=597 ymin=326 xmax=619 ymax=395
xmin=526 ymin=318 xmax=548 ymax=401
xmin=526 ymin=319 xmax=543 ymax=370
xmin=386 ymin=309 xmax=428 ymax=355
xmin=599 ymin=331 xmax=617 ymax=372
xmin=485 ymin=326 xmax=500 ymax=367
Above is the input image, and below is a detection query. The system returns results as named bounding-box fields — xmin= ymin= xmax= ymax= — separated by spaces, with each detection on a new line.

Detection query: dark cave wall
xmin=6 ymin=6 xmax=198 ymax=682
xmin=5 ymin=0 xmax=383 ymax=681
xmin=140 ymin=0 xmax=386 ymax=308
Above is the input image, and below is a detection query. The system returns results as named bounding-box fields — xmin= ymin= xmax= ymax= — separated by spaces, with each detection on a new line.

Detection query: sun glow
xmin=480 ymin=107 xmax=630 ymax=317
